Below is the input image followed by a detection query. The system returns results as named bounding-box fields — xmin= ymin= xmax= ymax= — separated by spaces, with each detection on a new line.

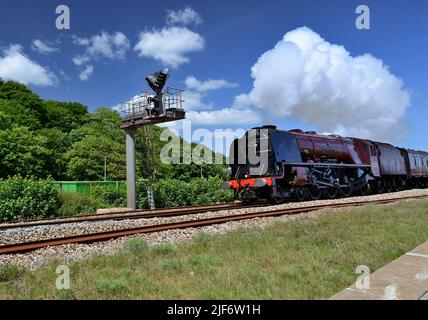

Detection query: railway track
xmin=0 ymin=202 xmax=262 ymax=231
xmin=1 ymin=194 xmax=426 ymax=255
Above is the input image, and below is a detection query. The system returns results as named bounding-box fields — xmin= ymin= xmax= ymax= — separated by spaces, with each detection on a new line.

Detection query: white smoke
xmin=242 ymin=27 xmax=411 ymax=142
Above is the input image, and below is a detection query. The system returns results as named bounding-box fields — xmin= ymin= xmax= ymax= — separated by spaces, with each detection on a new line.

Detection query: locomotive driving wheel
xmin=324 ymin=187 xmax=338 ymax=199
xmin=359 ymin=184 xmax=371 ymax=196
xmin=295 ymin=188 xmax=306 ymax=202
xmin=307 ymin=185 xmax=322 ymax=200
xmin=339 ymin=184 xmax=352 ymax=197
xmin=273 ymin=196 xmax=284 ymax=204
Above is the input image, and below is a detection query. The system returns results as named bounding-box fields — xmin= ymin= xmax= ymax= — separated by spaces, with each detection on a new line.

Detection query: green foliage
xmin=152 ymin=177 xmax=233 ymax=207
xmin=151 ymin=244 xmax=178 ymax=257
xmin=0 ymin=127 xmax=51 ymax=178
xmin=92 ymin=185 xmax=126 ymax=208
xmin=92 ymin=177 xmax=233 ymax=210
xmin=159 ymin=258 xmax=183 ymax=271
xmin=57 ymin=192 xmax=100 ymax=216
xmin=65 ymin=108 xmax=126 ymax=181
xmin=38 ymin=128 xmax=71 ymax=180
xmin=0 ymin=99 xmax=41 ymax=130
xmin=135 ymin=177 xmax=233 ymax=209
xmin=65 ymin=135 xmax=125 ymax=181
xmin=0 ymin=176 xmax=61 ymax=222
xmin=44 ymin=100 xmax=87 ymax=132
xmin=96 ymin=277 xmax=129 ymax=297
xmin=123 ymin=238 xmax=150 ymax=257
xmin=0 ymin=265 xmax=21 ymax=282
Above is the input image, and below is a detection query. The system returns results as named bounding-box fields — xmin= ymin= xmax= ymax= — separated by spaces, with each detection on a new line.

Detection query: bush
xmin=0 ymin=265 xmax=21 ymax=282
xmin=0 ymin=176 xmax=234 ymax=220
xmin=134 ymin=177 xmax=233 ymax=209
xmin=122 ymin=238 xmax=150 ymax=257
xmin=0 ymin=176 xmax=61 ymax=222
xmin=96 ymin=277 xmax=129 ymax=297
xmin=151 ymin=244 xmax=178 ymax=257
xmin=57 ymin=192 xmax=100 ymax=216
xmin=92 ymin=185 xmax=126 ymax=208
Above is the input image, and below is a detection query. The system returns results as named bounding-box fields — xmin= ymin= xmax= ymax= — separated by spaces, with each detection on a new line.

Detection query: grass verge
xmin=1 ymin=199 xmax=428 ymax=299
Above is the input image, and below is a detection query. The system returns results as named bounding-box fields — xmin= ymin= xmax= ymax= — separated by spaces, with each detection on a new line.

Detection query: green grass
xmin=1 ymin=199 xmax=428 ymax=299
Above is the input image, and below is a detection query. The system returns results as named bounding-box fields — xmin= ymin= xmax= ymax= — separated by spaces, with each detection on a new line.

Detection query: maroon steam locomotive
xmin=221 ymin=126 xmax=428 ymax=203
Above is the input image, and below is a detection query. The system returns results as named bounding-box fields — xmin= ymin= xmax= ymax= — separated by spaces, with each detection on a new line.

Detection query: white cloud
xmin=72 ymin=55 xmax=90 ymax=66
xmin=31 ymin=39 xmax=59 ymax=54
xmin=181 ymin=27 xmax=411 ymax=134
xmin=72 ymin=31 xmax=130 ymax=80
xmin=166 ymin=6 xmax=202 ymax=26
xmin=0 ymin=44 xmax=57 ymax=86
xmin=60 ymin=70 xmax=71 ymax=81
xmin=134 ymin=27 xmax=204 ymax=68
xmin=187 ymin=108 xmax=261 ymax=126
xmin=182 ymin=76 xmax=238 ymax=112
xmin=182 ymin=91 xmax=213 ymax=111
xmin=185 ymin=76 xmax=238 ymax=92
xmin=79 ymin=65 xmax=94 ymax=81
xmin=242 ymin=27 xmax=411 ymax=141
xmin=73 ymin=31 xmax=130 ymax=61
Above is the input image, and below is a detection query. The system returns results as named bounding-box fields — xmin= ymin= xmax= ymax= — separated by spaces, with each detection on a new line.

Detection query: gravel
xmin=0 ymin=188 xmax=427 ymax=270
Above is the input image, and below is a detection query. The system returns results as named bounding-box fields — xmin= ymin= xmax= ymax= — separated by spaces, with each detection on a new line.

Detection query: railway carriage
xmin=402 ymin=149 xmax=428 ymax=187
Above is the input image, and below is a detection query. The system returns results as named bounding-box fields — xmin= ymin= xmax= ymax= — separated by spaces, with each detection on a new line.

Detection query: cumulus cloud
xmin=72 ymin=55 xmax=90 ymax=66
xmin=185 ymin=76 xmax=238 ymax=92
xmin=182 ymin=91 xmax=213 ymax=111
xmin=31 ymin=39 xmax=59 ymax=54
xmin=180 ymin=27 xmax=411 ymax=137
xmin=241 ymin=27 xmax=411 ymax=141
xmin=79 ymin=65 xmax=94 ymax=81
xmin=181 ymin=75 xmax=239 ymax=118
xmin=134 ymin=27 xmax=204 ymax=68
xmin=166 ymin=6 xmax=203 ymax=26
xmin=73 ymin=31 xmax=130 ymax=61
xmin=72 ymin=31 xmax=130 ymax=80
xmin=0 ymin=45 xmax=57 ymax=86
xmin=187 ymin=108 xmax=261 ymax=126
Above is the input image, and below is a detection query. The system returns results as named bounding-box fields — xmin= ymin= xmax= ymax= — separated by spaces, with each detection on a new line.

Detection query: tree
xmin=0 ymin=80 xmax=229 ymax=182
xmin=65 ymin=135 xmax=125 ymax=180
xmin=0 ymin=99 xmax=41 ymax=130
xmin=0 ymin=126 xmax=51 ymax=178
xmin=38 ymin=128 xmax=71 ymax=180
xmin=0 ymin=80 xmax=47 ymax=127
xmin=65 ymin=107 xmax=126 ymax=180
xmin=44 ymin=100 xmax=88 ymax=132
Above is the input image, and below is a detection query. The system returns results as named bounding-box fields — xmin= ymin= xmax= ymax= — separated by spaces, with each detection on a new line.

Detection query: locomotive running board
xmin=283 ymin=162 xmax=371 ymax=168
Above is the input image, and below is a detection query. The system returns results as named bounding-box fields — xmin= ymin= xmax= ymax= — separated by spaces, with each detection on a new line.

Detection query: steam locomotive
xmin=221 ymin=126 xmax=428 ymax=203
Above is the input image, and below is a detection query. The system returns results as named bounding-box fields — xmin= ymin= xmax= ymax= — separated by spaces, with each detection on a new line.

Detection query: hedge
xmin=97 ymin=177 xmax=233 ymax=209
xmin=0 ymin=177 xmax=233 ymax=221
xmin=0 ymin=176 xmax=61 ymax=222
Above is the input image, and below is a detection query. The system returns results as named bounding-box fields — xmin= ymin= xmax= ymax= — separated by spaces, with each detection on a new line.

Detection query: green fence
xmin=56 ymin=181 xmax=126 ymax=195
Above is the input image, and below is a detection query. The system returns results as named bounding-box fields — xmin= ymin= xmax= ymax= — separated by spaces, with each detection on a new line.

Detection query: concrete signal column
xmin=126 ymin=128 xmax=136 ymax=210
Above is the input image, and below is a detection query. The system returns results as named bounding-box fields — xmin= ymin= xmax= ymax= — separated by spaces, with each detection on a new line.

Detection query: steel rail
xmin=0 ymin=202 xmax=258 ymax=231
xmin=0 ymin=202 xmax=238 ymax=225
xmin=0 ymin=195 xmax=426 ymax=255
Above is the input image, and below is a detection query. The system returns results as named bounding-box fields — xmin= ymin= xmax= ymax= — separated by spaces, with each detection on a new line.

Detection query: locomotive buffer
xmin=120 ymin=69 xmax=186 ymax=210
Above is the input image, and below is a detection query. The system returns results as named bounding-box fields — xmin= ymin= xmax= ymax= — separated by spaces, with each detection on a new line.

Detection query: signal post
xmin=120 ymin=69 xmax=185 ymax=210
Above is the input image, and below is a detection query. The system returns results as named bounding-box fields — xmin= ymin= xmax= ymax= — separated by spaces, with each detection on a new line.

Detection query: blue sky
xmin=0 ymin=0 xmax=428 ymax=153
